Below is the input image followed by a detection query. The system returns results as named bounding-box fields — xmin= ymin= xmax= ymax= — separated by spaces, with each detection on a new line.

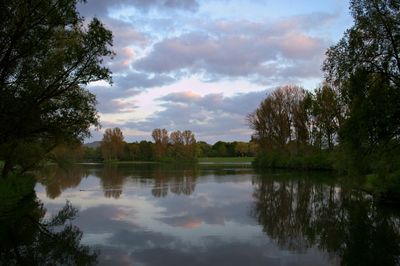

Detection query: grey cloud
xmin=88 ymin=86 xmax=139 ymax=114
xmin=115 ymin=72 xmax=176 ymax=89
xmin=204 ymin=12 xmax=337 ymax=36
xmin=159 ymin=90 xmax=268 ymax=116
xmin=78 ymin=0 xmax=199 ymax=17
xmin=276 ymin=12 xmax=338 ymax=32
xmin=94 ymin=18 xmax=148 ymax=74
xmin=134 ymin=25 xmax=327 ymax=82
xmin=96 ymin=247 xmax=133 ymax=266
xmin=88 ymin=71 xmax=175 ymax=114
xmin=103 ymin=19 xmax=148 ymax=48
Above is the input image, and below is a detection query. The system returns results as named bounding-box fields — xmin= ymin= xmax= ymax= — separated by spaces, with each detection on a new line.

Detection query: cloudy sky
xmin=79 ymin=0 xmax=353 ymax=144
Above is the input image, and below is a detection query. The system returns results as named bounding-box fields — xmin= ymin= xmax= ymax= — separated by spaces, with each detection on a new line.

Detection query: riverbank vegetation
xmin=249 ymin=0 xmax=400 ymax=199
xmin=248 ymin=84 xmax=340 ymax=171
xmin=48 ymin=128 xmax=257 ymax=164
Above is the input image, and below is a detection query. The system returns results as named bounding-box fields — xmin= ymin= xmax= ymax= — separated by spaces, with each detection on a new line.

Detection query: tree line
xmin=57 ymin=128 xmax=257 ymax=163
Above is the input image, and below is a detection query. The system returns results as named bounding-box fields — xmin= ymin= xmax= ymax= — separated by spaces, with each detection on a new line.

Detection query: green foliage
xmin=248 ymin=85 xmax=340 ymax=171
xmin=364 ymin=171 xmax=400 ymax=201
xmin=0 ymin=174 xmax=36 ymax=214
xmin=0 ymin=0 xmax=113 ymax=177
xmin=197 ymin=141 xmax=257 ymax=157
xmin=82 ymin=146 xmax=103 ymax=162
xmin=320 ymin=0 xmax=400 ymax=198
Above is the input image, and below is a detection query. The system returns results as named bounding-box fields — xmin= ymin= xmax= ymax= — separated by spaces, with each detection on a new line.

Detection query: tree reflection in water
xmin=252 ymin=172 xmax=400 ymax=266
xmin=37 ymin=163 xmax=199 ymax=199
xmin=0 ymin=176 xmax=97 ymax=266
xmin=96 ymin=163 xmax=198 ymax=198
xmin=98 ymin=164 xmax=125 ymax=199
xmin=36 ymin=164 xmax=89 ymax=199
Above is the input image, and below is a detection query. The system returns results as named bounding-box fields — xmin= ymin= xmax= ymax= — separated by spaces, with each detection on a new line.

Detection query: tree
xmin=169 ymin=130 xmax=184 ymax=159
xmin=323 ymin=0 xmax=400 ymax=174
xmin=248 ymin=85 xmax=311 ymax=154
xmin=0 ymin=0 xmax=113 ymax=177
xmin=311 ymin=84 xmax=343 ymax=150
xmin=152 ymin=128 xmax=169 ymax=158
xmin=196 ymin=141 xmax=212 ymax=157
xmin=212 ymin=141 xmax=228 ymax=157
xmin=234 ymin=142 xmax=249 ymax=157
xmin=182 ymin=130 xmax=196 ymax=158
xmin=138 ymin=141 xmax=154 ymax=161
xmin=101 ymin=128 xmax=124 ymax=161
xmin=324 ymin=0 xmax=400 ymax=88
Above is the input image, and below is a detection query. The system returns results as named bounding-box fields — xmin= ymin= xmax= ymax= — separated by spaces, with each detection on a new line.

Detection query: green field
xmin=198 ymin=157 xmax=254 ymax=164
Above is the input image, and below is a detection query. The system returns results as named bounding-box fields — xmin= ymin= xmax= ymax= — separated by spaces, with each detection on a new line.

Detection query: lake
xmin=3 ymin=163 xmax=400 ymax=265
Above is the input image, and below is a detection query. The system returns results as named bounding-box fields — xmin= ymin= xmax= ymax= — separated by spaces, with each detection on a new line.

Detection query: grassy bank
xmin=198 ymin=157 xmax=254 ymax=164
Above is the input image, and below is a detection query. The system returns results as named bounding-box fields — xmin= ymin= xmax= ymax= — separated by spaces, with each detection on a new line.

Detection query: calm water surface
xmin=24 ymin=164 xmax=400 ymax=265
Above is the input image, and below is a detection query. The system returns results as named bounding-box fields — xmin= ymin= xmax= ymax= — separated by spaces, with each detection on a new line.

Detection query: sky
xmin=78 ymin=0 xmax=353 ymax=144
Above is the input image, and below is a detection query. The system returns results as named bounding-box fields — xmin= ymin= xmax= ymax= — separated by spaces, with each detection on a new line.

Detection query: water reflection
xmin=37 ymin=164 xmax=200 ymax=199
xmin=252 ymin=172 xmax=400 ymax=265
xmin=98 ymin=165 xmax=125 ymax=199
xmin=37 ymin=164 xmax=90 ymax=199
xmin=33 ymin=164 xmax=400 ymax=266
xmin=0 ymin=176 xmax=97 ymax=265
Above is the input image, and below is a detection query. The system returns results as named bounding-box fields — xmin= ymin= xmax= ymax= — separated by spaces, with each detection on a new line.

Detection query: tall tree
xmin=0 ymin=0 xmax=113 ymax=177
xmin=182 ymin=130 xmax=196 ymax=158
xmin=248 ymin=85 xmax=310 ymax=154
xmin=101 ymin=128 xmax=124 ymax=161
xmin=324 ymin=0 xmax=400 ymax=88
xmin=323 ymin=0 xmax=400 ymax=173
xmin=311 ymin=84 xmax=343 ymax=150
xmin=152 ymin=128 xmax=169 ymax=158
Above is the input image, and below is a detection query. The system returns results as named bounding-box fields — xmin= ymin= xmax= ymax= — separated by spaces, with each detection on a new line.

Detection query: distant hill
xmin=84 ymin=141 xmax=101 ymax=148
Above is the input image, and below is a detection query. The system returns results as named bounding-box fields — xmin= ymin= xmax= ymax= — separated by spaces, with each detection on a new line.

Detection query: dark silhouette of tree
xmin=0 ymin=0 xmax=113 ymax=177
xmin=323 ymin=0 xmax=400 ymax=178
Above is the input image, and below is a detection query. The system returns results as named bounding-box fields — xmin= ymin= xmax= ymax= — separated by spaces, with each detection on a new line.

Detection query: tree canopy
xmin=0 ymin=0 xmax=113 ymax=177
xmin=323 ymin=0 xmax=400 ymax=174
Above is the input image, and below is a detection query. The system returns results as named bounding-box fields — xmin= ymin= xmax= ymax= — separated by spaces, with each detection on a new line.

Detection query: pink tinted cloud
xmin=134 ymin=18 xmax=328 ymax=81
xmin=280 ymin=33 xmax=323 ymax=58
xmin=121 ymin=47 xmax=135 ymax=67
